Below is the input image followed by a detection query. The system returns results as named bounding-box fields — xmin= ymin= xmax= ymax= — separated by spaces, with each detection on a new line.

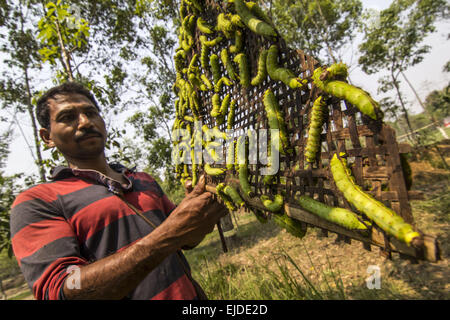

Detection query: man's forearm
xmin=62 ymin=221 xmax=182 ymax=300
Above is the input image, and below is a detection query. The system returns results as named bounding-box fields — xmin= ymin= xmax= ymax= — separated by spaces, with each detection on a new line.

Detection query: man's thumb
xmin=189 ymin=175 xmax=206 ymax=197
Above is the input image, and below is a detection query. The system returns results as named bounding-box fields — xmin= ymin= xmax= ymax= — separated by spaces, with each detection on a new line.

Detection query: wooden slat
xmin=383 ymin=125 xmax=414 ymax=224
xmin=205 ymin=180 xmax=440 ymax=263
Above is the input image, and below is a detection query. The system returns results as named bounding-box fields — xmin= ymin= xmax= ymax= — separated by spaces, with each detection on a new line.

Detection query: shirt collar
xmin=50 ymin=163 xmax=136 ymax=194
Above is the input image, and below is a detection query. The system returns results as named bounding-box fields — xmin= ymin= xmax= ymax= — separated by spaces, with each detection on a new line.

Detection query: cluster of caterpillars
xmin=171 ymin=0 xmax=419 ymax=245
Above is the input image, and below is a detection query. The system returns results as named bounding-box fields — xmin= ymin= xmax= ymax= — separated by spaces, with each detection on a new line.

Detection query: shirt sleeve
xmin=10 ymin=186 xmax=88 ymax=300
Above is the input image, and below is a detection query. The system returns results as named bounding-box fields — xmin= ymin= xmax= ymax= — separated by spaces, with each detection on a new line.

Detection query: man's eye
xmin=60 ymin=114 xmax=76 ymax=122
xmin=86 ymin=111 xmax=98 ymax=117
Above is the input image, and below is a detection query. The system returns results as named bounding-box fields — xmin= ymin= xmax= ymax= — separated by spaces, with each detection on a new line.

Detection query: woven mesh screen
xmin=177 ymin=0 xmax=413 ymax=225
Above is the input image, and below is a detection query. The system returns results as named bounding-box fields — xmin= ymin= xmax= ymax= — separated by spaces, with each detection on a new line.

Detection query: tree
xmin=126 ymin=0 xmax=181 ymax=189
xmin=424 ymin=84 xmax=450 ymax=122
xmin=269 ymin=0 xmax=363 ymax=65
xmin=359 ymin=0 xmax=449 ymax=145
xmin=37 ymin=0 xmax=90 ymax=82
xmin=0 ymin=0 xmax=48 ymax=182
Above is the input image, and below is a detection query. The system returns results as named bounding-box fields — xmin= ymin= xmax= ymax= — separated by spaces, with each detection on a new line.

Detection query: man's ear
xmin=39 ymin=127 xmax=55 ymax=148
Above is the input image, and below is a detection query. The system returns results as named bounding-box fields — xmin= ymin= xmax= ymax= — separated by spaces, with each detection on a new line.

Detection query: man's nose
xmin=77 ymin=113 xmax=93 ymax=128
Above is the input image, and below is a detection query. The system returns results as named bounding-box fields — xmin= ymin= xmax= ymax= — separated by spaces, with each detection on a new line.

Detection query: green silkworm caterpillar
xmin=200 ymin=74 xmax=213 ymax=90
xmin=262 ymin=143 xmax=275 ymax=185
xmin=204 ymin=163 xmax=225 ymax=176
xmin=226 ymin=139 xmax=236 ymax=171
xmin=260 ymin=194 xmax=283 ymax=212
xmin=189 ymin=90 xmax=200 ymax=116
xmin=182 ymin=0 xmax=200 ymax=12
xmin=181 ymin=37 xmax=192 ymax=51
xmin=305 ymin=96 xmax=327 ymax=164
xmin=272 ymin=212 xmax=306 ymax=238
xmin=216 ymin=13 xmax=235 ymax=38
xmin=200 ymin=42 xmax=210 ymax=71
xmin=312 ymin=67 xmax=381 ymax=120
xmin=233 ymin=53 xmax=250 ymax=88
xmin=235 ymin=134 xmax=252 ymax=200
xmin=204 ymin=125 xmax=228 ymax=142
xmin=216 ymin=183 xmax=237 ymax=211
xmin=227 ymin=99 xmax=237 ymax=130
xmin=330 ymin=153 xmax=420 ymax=245
xmin=205 ymin=142 xmax=221 ymax=162
xmin=223 ymin=185 xmax=245 ymax=207
xmin=220 ymin=48 xmax=237 ymax=80
xmin=190 ymin=0 xmax=203 ymax=11
xmin=188 ymin=72 xmax=202 ymax=89
xmin=239 ymin=165 xmax=253 ymax=198
xmin=234 ymin=0 xmax=276 ymax=37
xmin=214 ymin=76 xmax=232 ymax=93
xmin=190 ymin=147 xmax=198 ymax=186
xmin=297 ymin=195 xmax=368 ymax=231
xmin=245 ymin=1 xmax=273 ymax=25
xmin=235 ymin=135 xmax=246 ymax=171
xmin=197 ymin=17 xmax=213 ymax=34
xmin=201 ymin=124 xmax=211 ymax=140
xmin=212 ymin=126 xmax=229 ymax=141
xmin=187 ymin=14 xmax=197 ymax=33
xmin=229 ymin=29 xmax=243 ymax=54
xmin=263 ymin=89 xmax=291 ymax=154
xmin=230 ymin=14 xmax=244 ymax=28
xmin=174 ymin=50 xmax=186 ymax=74
xmin=326 ymin=62 xmax=348 ymax=80
xmin=174 ymin=99 xmax=180 ymax=116
xmin=267 ymin=45 xmax=305 ymax=89
xmin=219 ymin=94 xmax=231 ymax=117
xmin=188 ymin=53 xmax=199 ymax=74
xmin=179 ymin=0 xmax=187 ymax=20
xmin=211 ymin=93 xmax=221 ymax=117
xmin=251 ymin=49 xmax=268 ymax=86
xmin=200 ymin=35 xmax=224 ymax=47
xmin=210 ymin=54 xmax=221 ymax=84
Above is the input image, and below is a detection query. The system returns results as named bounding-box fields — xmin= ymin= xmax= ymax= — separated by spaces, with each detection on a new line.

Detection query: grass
xmin=184 ymin=211 xmax=411 ymax=300
xmin=7 ymin=290 xmax=32 ymax=300
xmin=184 ymin=154 xmax=450 ymax=300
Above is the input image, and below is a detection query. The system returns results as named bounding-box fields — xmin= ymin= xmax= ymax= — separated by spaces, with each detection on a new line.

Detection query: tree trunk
xmin=391 ymin=72 xmax=418 ymax=146
xmin=54 ymin=18 xmax=74 ymax=81
xmin=24 ymin=68 xmax=47 ymax=182
xmin=401 ymin=71 xmax=449 ymax=168
xmin=314 ymin=0 xmax=338 ymax=64
xmin=401 ymin=71 xmax=449 ymax=139
xmin=19 ymin=6 xmax=46 ymax=182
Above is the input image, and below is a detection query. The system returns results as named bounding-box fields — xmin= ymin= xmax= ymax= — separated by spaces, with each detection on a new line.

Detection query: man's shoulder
xmin=131 ymin=171 xmax=156 ymax=181
xmin=12 ymin=177 xmax=85 ymax=208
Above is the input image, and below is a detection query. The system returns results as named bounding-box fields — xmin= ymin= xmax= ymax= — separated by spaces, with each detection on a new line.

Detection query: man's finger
xmin=184 ymin=179 xmax=193 ymax=196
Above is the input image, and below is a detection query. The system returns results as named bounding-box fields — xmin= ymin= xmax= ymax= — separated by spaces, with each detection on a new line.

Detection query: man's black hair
xmin=36 ymin=82 xmax=101 ymax=129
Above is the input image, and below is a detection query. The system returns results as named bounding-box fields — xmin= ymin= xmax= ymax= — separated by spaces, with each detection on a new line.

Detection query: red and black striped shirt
xmin=10 ymin=164 xmax=198 ymax=300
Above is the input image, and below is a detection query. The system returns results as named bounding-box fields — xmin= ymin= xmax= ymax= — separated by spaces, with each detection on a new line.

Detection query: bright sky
xmin=2 ymin=0 xmax=449 ymax=178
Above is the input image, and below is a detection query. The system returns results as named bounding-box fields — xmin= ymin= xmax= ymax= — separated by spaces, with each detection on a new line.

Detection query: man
xmin=9 ymin=82 xmax=227 ymax=300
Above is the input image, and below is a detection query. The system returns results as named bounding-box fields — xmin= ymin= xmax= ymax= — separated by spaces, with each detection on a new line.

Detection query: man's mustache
xmin=75 ymin=129 xmax=103 ymax=142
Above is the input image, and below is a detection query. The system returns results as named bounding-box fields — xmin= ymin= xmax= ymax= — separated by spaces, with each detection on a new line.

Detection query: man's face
xmin=40 ymin=93 xmax=107 ymax=161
